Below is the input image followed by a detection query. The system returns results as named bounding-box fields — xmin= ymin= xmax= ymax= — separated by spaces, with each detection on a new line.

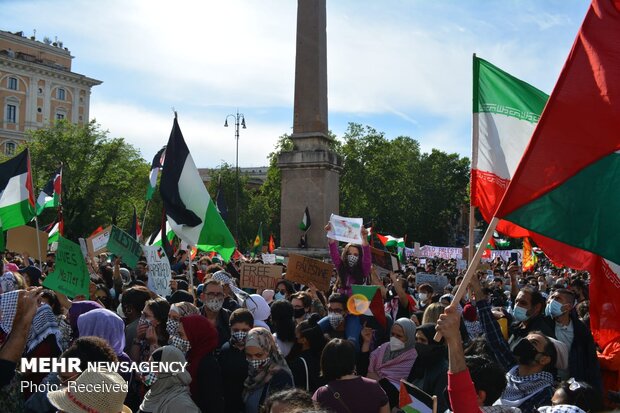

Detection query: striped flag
xmin=36 ymin=165 xmax=62 ymax=215
xmin=159 ymin=116 xmax=235 ymax=261
xmin=0 ymin=149 xmax=35 ymax=231
xmin=399 ymin=380 xmax=434 ymax=413
xmin=146 ymin=146 xmax=166 ymax=201
xmin=299 ymin=207 xmax=311 ymax=231
xmin=128 ymin=205 xmax=142 ymax=241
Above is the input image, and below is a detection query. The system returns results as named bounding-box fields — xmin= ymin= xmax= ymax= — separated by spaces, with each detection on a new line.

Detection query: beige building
xmin=0 ymin=30 xmax=101 ymax=156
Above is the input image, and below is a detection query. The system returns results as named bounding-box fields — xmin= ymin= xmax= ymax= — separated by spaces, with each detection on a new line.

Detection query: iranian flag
xmin=351 ymin=285 xmax=387 ymax=329
xmin=495 ymin=0 xmax=620 ymax=348
xmin=160 ymin=116 xmax=236 ymax=261
xmin=0 ymin=149 xmax=35 ymax=231
xmin=472 ymin=56 xmax=548 ymax=238
xmin=146 ymin=146 xmax=166 ymax=201
xmin=36 ymin=166 xmax=62 ymax=215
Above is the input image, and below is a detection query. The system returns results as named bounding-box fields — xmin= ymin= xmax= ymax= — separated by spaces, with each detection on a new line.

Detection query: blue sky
xmin=1 ymin=0 xmax=591 ymax=167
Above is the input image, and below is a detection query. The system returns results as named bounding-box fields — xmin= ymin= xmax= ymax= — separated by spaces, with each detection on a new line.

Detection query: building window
xmin=6 ymin=104 xmax=16 ymax=123
xmin=5 ymin=142 xmax=15 ymax=156
xmin=57 ymin=88 xmax=65 ymax=100
xmin=8 ymin=77 xmax=17 ymax=90
xmin=56 ymin=113 xmax=65 ymax=120
xmin=38 ymin=87 xmax=43 ymax=94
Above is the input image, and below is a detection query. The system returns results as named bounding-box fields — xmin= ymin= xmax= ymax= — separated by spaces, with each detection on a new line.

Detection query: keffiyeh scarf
xmin=501 ymin=366 xmax=554 ymax=407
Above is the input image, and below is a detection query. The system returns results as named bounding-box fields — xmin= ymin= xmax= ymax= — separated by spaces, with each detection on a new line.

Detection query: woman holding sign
xmin=325 ymin=223 xmax=371 ymax=296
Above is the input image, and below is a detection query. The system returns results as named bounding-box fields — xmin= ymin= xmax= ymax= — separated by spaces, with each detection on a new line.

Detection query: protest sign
xmin=6 ymin=225 xmax=48 ymax=264
xmin=456 ymin=259 xmax=467 ymax=271
xmin=262 ymin=253 xmax=276 ymax=264
xmin=142 ymin=245 xmax=172 ymax=297
xmin=371 ymin=247 xmax=400 ymax=272
xmin=414 ymin=242 xmax=421 ymax=257
xmin=107 ymin=226 xmax=142 ymax=269
xmin=43 ymin=236 xmax=90 ymax=299
xmin=78 ymin=238 xmax=88 ymax=259
xmin=415 ymin=273 xmax=449 ymax=293
xmin=285 ymin=254 xmax=333 ymax=292
xmin=87 ymin=226 xmax=111 ymax=255
xmin=327 ymin=214 xmax=363 ymax=244
xmin=239 ymin=263 xmax=282 ymax=290
xmin=419 ymin=246 xmax=463 ymax=260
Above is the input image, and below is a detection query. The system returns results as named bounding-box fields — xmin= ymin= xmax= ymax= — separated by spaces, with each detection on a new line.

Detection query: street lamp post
xmin=224 ymin=109 xmax=246 ymax=241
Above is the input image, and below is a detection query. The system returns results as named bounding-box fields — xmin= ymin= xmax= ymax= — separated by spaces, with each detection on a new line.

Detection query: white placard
xmin=262 ymin=253 xmax=276 ymax=264
xmin=142 ymin=245 xmax=172 ymax=297
xmin=327 ymin=214 xmax=363 ymax=244
xmin=78 ymin=238 xmax=88 ymax=259
xmin=456 ymin=259 xmax=467 ymax=270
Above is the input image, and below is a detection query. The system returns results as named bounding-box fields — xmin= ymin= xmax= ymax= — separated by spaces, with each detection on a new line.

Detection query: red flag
xmin=494 ymin=0 xmax=620 ymax=347
xmin=268 ymin=234 xmax=276 ymax=253
xmin=90 ymin=226 xmax=104 ymax=237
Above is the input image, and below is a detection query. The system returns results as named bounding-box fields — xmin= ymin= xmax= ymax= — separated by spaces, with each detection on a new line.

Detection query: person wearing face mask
xmin=199 ymin=279 xmax=232 ymax=348
xmin=219 ymin=309 xmax=255 ymax=413
xmin=318 ymin=294 xmax=364 ymax=352
xmin=288 ymin=314 xmax=327 ymax=393
xmin=544 ymin=289 xmax=602 ymax=391
xmin=472 ymin=277 xmax=558 ymax=412
xmin=366 ymin=318 xmax=418 ymax=409
xmin=166 ymin=302 xmax=199 ymax=354
xmin=508 ymin=286 xmax=554 ymax=345
xmin=130 ymin=297 xmax=170 ymax=363
xmin=417 ymin=284 xmax=434 ymax=310
xmin=274 ymin=280 xmax=295 ymax=301
xmin=180 ymin=314 xmax=224 ymax=412
xmin=243 ymin=327 xmax=294 ymax=413
xmin=325 ymin=223 xmax=371 ymax=296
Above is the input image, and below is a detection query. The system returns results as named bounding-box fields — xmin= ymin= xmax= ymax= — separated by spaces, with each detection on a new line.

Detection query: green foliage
xmin=26 ymin=120 xmax=152 ymax=239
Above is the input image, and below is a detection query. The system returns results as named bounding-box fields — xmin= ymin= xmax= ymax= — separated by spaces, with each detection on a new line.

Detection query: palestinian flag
xmin=299 ymin=207 xmax=311 ymax=231
xmin=36 ymin=166 xmax=62 ymax=215
xmin=268 ymin=234 xmax=275 ymax=253
xmin=46 ymin=221 xmax=60 ymax=244
xmin=128 ymin=205 xmax=142 ymax=241
xmin=351 ymin=285 xmax=387 ymax=329
xmin=159 ymin=116 xmax=236 ymax=261
xmin=146 ymin=146 xmax=166 ymax=201
xmin=472 ymin=56 xmax=548 ymax=238
xmin=148 ymin=219 xmax=174 ymax=246
xmin=0 ymin=149 xmax=35 ymax=231
xmin=251 ymin=223 xmax=263 ymax=257
xmin=377 ymin=233 xmax=405 ymax=249
xmin=399 ymin=380 xmax=434 ymax=413
xmin=494 ymin=0 xmax=620 ymax=347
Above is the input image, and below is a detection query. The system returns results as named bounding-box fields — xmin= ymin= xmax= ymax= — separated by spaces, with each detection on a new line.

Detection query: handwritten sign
xmin=262 ymin=253 xmax=276 ymax=264
xmin=415 ymin=272 xmax=449 ymax=293
xmin=43 ymin=236 xmax=90 ymax=299
xmin=143 ymin=245 xmax=171 ymax=297
xmin=285 ymin=254 xmax=333 ymax=292
xmin=327 ymin=214 xmax=363 ymax=244
xmin=107 ymin=226 xmax=142 ymax=269
xmin=419 ymin=246 xmax=463 ymax=260
xmin=239 ymin=263 xmax=282 ymax=290
xmin=87 ymin=226 xmax=111 ymax=255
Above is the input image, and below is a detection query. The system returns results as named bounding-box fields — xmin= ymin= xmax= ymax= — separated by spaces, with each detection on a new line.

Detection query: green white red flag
xmin=495 ymin=0 xmax=620 ymax=348
xmin=0 ymin=149 xmax=35 ymax=231
xmin=36 ymin=166 xmax=62 ymax=215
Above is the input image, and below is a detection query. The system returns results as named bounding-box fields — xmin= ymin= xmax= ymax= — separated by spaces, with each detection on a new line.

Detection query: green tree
xmin=26 ymin=120 xmax=151 ymax=239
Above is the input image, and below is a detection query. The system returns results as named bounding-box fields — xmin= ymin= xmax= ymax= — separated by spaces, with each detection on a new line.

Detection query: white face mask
xmin=328 ymin=312 xmax=344 ymax=329
xmin=418 ymin=293 xmax=428 ymax=302
xmin=389 ymin=336 xmax=405 ymax=352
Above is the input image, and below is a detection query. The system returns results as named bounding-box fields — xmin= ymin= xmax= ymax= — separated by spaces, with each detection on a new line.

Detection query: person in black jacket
xmin=509 ymin=286 xmax=555 ymax=344
xmin=218 ymin=309 xmax=254 ymax=413
xmin=543 ymin=288 xmax=602 ymax=392
xmin=289 ymin=314 xmax=327 ymax=393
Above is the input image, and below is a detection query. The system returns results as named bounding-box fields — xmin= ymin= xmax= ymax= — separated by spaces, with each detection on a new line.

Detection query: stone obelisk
xmin=276 ymin=0 xmax=341 ymax=258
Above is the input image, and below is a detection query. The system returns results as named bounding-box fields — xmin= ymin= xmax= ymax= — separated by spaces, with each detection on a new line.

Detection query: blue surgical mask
xmin=545 ymin=299 xmax=565 ymax=318
xmin=512 ymin=305 xmax=529 ymax=322
xmin=274 ymin=292 xmax=286 ymax=301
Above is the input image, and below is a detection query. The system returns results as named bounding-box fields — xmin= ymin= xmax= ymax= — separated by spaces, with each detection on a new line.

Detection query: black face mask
xmin=512 ymin=338 xmax=540 ymax=365
xmin=294 ymin=308 xmax=306 ymax=319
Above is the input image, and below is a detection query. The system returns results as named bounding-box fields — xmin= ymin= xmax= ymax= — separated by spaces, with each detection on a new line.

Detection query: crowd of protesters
xmin=0 ymin=224 xmax=618 ymax=413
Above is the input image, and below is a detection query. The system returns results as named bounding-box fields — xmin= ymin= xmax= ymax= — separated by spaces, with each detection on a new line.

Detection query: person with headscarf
xmin=243 ymin=327 xmax=293 ymax=413
xmin=245 ymin=294 xmax=271 ymax=331
xmin=77 ymin=308 xmax=132 ymax=382
xmin=367 ymin=318 xmax=418 ymax=408
xmin=407 ymin=323 xmax=449 ymax=412
xmin=138 ymin=346 xmax=200 ymax=413
xmin=66 ymin=300 xmax=103 ymax=341
xmin=180 ymin=314 xmax=224 ymax=412
xmin=166 ymin=302 xmax=199 ymax=353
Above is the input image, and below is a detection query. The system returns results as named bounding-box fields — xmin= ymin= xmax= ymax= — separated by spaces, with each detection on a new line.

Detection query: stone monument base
xmin=273 ymin=247 xmax=330 ymax=260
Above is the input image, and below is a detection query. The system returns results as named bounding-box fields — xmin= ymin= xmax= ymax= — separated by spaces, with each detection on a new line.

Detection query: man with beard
xmin=200 ymin=279 xmax=232 ymax=348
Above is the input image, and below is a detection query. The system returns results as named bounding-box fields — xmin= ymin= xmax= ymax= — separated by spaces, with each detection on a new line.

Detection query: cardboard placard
xmin=239 ymin=263 xmax=282 ymax=290
xmin=107 ymin=226 xmax=142 ymax=269
xmin=285 ymin=254 xmax=333 ymax=292
xmin=370 ymin=247 xmax=400 ymax=272
xmin=143 ymin=245 xmax=172 ymax=297
xmin=87 ymin=226 xmax=112 ymax=255
xmin=262 ymin=254 xmax=276 ymax=264
xmin=43 ymin=236 xmax=90 ymax=299
xmin=6 ymin=225 xmax=48 ymax=263
xmin=415 ymin=272 xmax=449 ymax=293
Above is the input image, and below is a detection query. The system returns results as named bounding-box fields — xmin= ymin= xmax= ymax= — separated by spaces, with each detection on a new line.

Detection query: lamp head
xmin=241 ymin=118 xmax=246 ymax=129
xmin=224 ymin=119 xmax=228 ymax=127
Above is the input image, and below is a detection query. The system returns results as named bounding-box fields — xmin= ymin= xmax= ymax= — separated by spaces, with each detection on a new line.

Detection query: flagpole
xmin=187 ymin=251 xmax=195 ymax=304
xmin=34 ymin=216 xmax=44 ymax=271
xmin=434 ymin=216 xmax=499 ymax=342
xmin=469 ymin=53 xmax=479 ymax=265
